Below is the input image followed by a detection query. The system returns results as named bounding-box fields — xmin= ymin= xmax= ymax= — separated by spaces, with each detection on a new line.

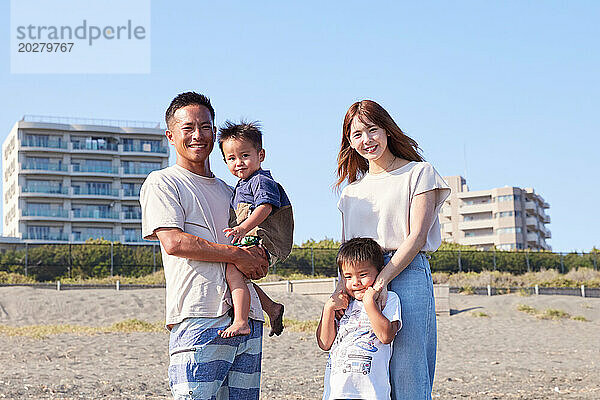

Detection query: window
xmin=495 ymin=195 xmax=514 ymax=202
xmin=495 ymin=211 xmax=514 ymax=218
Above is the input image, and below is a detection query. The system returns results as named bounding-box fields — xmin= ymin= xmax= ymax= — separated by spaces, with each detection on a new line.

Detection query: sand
xmin=0 ymin=286 xmax=599 ymax=399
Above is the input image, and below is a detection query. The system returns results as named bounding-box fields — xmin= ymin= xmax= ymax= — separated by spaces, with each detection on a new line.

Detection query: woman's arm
xmin=372 ymin=189 xmax=438 ymax=293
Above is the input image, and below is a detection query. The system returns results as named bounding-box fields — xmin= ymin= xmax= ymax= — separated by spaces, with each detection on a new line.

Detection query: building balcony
xmin=23 ymin=232 xmax=69 ymax=241
xmin=72 ymin=210 xmax=120 ymax=220
xmin=71 ymin=187 xmax=119 ymax=197
xmin=122 ymin=166 xmax=160 ymax=176
xmin=541 ymin=213 xmax=551 ymax=223
xmin=22 ymin=185 xmax=69 ymax=196
xmin=458 ymin=219 xmax=494 ymax=230
xmin=21 ymin=140 xmax=67 ymax=150
xmin=71 ymin=164 xmax=119 ymax=175
xmin=525 ymin=216 xmax=539 ymax=228
xmin=542 ymin=201 xmax=550 ymax=209
xmin=525 ymin=200 xmax=536 ymax=211
xmin=458 ymin=203 xmax=494 ymax=213
xmin=460 ymin=235 xmax=496 ymax=246
xmin=526 ymin=232 xmax=539 ymax=242
xmin=122 ymin=144 xmax=168 ymax=155
xmin=22 ymin=162 xmax=68 ymax=173
xmin=121 ymin=189 xmax=141 ymax=199
xmin=71 ymin=141 xmax=118 ymax=152
xmin=22 ymin=209 xmax=69 ymax=218
xmin=122 ymin=210 xmax=142 ymax=220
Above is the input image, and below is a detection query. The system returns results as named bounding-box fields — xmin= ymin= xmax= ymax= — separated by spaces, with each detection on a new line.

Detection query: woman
xmin=335 ymin=100 xmax=450 ymax=399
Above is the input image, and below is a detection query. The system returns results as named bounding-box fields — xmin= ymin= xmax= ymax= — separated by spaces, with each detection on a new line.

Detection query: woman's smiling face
xmin=348 ymin=116 xmax=388 ymax=162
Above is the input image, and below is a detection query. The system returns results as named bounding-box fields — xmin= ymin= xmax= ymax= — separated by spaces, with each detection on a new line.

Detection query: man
xmin=140 ymin=91 xmax=269 ymax=399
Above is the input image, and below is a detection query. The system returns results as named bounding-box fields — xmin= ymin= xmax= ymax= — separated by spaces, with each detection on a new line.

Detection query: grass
xmin=1 ymin=317 xmax=320 ymax=340
xmin=0 ymin=319 xmax=165 ymax=339
xmin=538 ymin=308 xmax=570 ymax=320
xmin=571 ymin=315 xmax=589 ymax=322
xmin=516 ymin=304 xmax=538 ymax=315
xmin=458 ymin=285 xmax=475 ymax=295
xmin=471 ymin=312 xmax=489 ymax=317
xmin=516 ymin=305 xmax=590 ymax=322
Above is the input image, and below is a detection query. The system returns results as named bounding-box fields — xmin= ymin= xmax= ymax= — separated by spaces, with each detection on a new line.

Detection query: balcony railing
xmin=23 ymin=162 xmax=68 ymax=172
xmin=23 ymin=232 xmax=69 ymax=241
xmin=72 ymin=187 xmax=119 ymax=196
xmin=123 ymin=210 xmax=142 ymax=220
xmin=23 ymin=185 xmax=68 ymax=195
xmin=22 ymin=139 xmax=67 ymax=149
xmin=23 ymin=209 xmax=69 ymax=218
xmin=72 ymin=210 xmax=120 ymax=219
xmin=122 ymin=166 xmax=160 ymax=175
xmin=72 ymin=141 xmax=118 ymax=151
xmin=72 ymin=164 xmax=119 ymax=174
xmin=122 ymin=189 xmax=141 ymax=198
xmin=123 ymin=144 xmax=168 ymax=154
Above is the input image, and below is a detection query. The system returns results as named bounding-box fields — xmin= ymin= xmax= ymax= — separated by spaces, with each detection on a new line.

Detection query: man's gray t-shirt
xmin=140 ymin=164 xmax=263 ymax=326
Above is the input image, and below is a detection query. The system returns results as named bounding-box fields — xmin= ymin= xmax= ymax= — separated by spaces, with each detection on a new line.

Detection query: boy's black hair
xmin=217 ymin=120 xmax=263 ymax=156
xmin=165 ymin=92 xmax=215 ymax=129
xmin=336 ymin=237 xmax=385 ymax=273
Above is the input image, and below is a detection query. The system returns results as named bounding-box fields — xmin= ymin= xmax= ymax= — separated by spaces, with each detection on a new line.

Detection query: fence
xmin=0 ymin=243 xmax=597 ymax=281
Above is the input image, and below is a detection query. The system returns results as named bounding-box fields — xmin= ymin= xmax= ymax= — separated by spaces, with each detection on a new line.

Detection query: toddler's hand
xmin=223 ymin=226 xmax=248 ymax=244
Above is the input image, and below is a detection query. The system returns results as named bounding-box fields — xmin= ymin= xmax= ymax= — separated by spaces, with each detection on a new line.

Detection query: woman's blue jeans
xmin=385 ymin=252 xmax=436 ymax=400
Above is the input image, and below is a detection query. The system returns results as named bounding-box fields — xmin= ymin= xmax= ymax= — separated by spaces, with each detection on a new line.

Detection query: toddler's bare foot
xmin=218 ymin=320 xmax=251 ymax=338
xmin=268 ymin=303 xmax=284 ymax=337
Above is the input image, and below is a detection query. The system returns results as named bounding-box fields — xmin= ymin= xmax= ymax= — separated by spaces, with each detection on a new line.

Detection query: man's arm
xmin=155 ymin=227 xmax=268 ymax=280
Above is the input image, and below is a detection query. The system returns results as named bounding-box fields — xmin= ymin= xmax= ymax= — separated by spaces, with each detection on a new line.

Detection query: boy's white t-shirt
xmin=322 ymin=291 xmax=402 ymax=400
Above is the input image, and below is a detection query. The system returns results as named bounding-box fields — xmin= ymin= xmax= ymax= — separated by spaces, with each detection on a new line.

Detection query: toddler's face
xmin=342 ymin=261 xmax=379 ymax=301
xmin=222 ymin=138 xmax=264 ymax=180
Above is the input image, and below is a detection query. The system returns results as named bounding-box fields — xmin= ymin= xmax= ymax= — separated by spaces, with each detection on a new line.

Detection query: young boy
xmin=317 ymin=237 xmax=402 ymax=400
xmin=217 ymin=120 xmax=294 ymax=338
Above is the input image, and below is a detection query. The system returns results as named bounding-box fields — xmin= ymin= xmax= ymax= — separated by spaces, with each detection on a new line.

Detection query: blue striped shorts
xmin=168 ymin=314 xmax=263 ymax=400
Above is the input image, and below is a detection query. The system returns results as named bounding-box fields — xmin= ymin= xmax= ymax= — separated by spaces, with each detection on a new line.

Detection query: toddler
xmin=217 ymin=120 xmax=294 ymax=338
xmin=317 ymin=237 xmax=402 ymax=399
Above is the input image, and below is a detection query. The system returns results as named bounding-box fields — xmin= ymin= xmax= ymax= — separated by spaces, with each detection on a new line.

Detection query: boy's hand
xmin=223 ymin=226 xmax=248 ymax=244
xmin=362 ymin=287 xmax=378 ymax=307
xmin=326 ymin=291 xmax=349 ymax=313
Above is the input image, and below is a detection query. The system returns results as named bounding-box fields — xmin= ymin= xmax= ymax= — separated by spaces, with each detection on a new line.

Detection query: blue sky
xmin=1 ymin=1 xmax=599 ymax=252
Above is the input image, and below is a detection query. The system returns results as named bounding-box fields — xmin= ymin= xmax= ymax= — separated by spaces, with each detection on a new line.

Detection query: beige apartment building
xmin=2 ymin=116 xmax=168 ymax=244
xmin=439 ymin=176 xmax=551 ymax=251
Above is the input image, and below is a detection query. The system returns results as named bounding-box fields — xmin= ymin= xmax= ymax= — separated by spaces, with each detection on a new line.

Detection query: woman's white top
xmin=338 ymin=161 xmax=450 ymax=251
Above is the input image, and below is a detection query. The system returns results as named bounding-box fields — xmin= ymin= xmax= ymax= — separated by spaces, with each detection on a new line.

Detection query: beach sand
xmin=0 ymin=286 xmax=598 ymax=399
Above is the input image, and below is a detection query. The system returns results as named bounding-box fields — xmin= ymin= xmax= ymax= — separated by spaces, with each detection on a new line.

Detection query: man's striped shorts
xmin=168 ymin=314 xmax=263 ymax=400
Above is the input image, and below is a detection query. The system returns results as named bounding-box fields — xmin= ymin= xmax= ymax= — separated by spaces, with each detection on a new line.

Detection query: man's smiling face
xmin=166 ymin=104 xmax=215 ymax=174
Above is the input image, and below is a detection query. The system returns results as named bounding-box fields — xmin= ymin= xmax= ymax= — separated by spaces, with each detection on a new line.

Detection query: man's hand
xmin=223 ymin=225 xmax=249 ymax=244
xmin=233 ymin=245 xmax=268 ymax=280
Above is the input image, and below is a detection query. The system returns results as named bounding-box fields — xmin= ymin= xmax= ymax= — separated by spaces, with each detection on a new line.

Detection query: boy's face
xmin=342 ymin=261 xmax=379 ymax=301
xmin=222 ymin=138 xmax=265 ymax=180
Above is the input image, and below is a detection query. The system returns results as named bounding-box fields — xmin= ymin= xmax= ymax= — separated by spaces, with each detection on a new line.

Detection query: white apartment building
xmin=2 ymin=116 xmax=169 ymax=244
xmin=440 ymin=176 xmax=551 ymax=251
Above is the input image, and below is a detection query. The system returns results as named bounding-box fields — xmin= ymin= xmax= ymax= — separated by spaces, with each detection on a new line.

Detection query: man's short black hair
xmin=165 ymin=91 xmax=215 ymax=129
xmin=336 ymin=237 xmax=385 ymax=273
xmin=217 ymin=120 xmax=263 ymax=156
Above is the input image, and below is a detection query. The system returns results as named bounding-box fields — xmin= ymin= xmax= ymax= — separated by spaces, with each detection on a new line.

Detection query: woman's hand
xmin=332 ymin=277 xmax=349 ymax=319
xmin=371 ymin=276 xmax=389 ymax=310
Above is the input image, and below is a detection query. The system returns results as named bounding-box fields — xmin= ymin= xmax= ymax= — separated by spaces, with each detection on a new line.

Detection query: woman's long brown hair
xmin=335 ymin=100 xmax=424 ymax=190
